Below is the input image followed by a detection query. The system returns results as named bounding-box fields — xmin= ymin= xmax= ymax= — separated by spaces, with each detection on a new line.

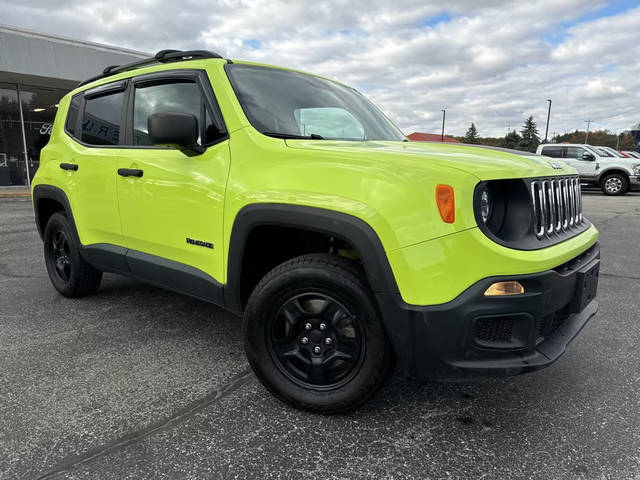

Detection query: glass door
xmin=19 ymin=85 xmax=68 ymax=183
xmin=0 ymin=83 xmax=23 ymax=186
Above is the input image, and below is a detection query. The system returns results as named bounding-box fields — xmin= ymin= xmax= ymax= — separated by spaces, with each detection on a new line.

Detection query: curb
xmin=0 ymin=192 xmax=31 ymax=198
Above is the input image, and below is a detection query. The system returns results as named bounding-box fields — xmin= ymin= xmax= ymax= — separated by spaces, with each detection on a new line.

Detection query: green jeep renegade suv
xmin=32 ymin=49 xmax=600 ymax=413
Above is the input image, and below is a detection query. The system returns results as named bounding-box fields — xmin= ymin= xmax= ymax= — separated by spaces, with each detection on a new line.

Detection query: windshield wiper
xmin=261 ymin=131 xmax=325 ymax=140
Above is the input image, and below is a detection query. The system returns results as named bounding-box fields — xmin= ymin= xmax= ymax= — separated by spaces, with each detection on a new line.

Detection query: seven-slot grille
xmin=530 ymin=176 xmax=583 ymax=239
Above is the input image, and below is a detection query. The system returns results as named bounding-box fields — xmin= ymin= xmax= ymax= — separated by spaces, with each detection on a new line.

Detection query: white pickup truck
xmin=537 ymin=143 xmax=640 ymax=195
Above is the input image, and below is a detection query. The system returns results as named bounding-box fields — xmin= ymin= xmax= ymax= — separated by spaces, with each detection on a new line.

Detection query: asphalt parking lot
xmin=1 ymin=192 xmax=639 ymax=480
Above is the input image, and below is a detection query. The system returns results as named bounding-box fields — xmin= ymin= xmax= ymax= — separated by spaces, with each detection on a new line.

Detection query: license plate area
xmin=569 ymin=260 xmax=600 ymax=313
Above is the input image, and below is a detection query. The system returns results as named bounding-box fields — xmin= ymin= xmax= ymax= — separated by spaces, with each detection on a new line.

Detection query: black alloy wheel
xmin=43 ymin=212 xmax=102 ymax=297
xmin=269 ymin=292 xmax=364 ymax=390
xmin=50 ymin=230 xmax=72 ymax=282
xmin=243 ymin=253 xmax=395 ymax=414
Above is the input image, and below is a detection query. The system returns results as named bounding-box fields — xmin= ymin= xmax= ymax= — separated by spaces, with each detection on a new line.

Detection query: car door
xmin=64 ymin=82 xmax=127 ymax=247
xmin=115 ymin=70 xmax=230 ymax=289
xmin=564 ymin=146 xmax=598 ymax=180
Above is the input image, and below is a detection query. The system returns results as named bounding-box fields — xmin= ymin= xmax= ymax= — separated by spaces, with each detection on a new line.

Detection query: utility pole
xmin=544 ymin=99 xmax=552 ymax=142
xmin=616 ymin=132 xmax=620 ymax=151
xmin=584 ymin=119 xmax=591 ymax=144
xmin=441 ymin=109 xmax=446 ymax=142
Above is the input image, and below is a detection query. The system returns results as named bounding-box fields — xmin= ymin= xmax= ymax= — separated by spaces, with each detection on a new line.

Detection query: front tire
xmin=43 ymin=212 xmax=102 ymax=297
xmin=243 ymin=254 xmax=394 ymax=414
xmin=601 ymin=173 xmax=629 ymax=195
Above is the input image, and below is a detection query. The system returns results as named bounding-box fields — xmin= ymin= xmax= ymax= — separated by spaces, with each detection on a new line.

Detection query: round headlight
xmin=480 ymin=188 xmax=491 ymax=223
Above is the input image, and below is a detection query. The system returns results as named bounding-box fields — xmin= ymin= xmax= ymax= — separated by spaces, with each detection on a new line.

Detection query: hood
xmin=285 ymin=140 xmax=574 ymax=180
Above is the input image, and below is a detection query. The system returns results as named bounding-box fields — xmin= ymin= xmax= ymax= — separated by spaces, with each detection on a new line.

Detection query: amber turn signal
xmin=484 ymin=281 xmax=525 ymax=296
xmin=435 ymin=184 xmax=455 ymax=223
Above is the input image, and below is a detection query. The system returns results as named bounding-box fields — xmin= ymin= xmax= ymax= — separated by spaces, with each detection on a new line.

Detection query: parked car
xmin=594 ymin=146 xmax=625 ymax=158
xmin=32 ymin=50 xmax=601 ymax=413
xmin=622 ymin=150 xmax=640 ymax=159
xmin=537 ymin=143 xmax=640 ymax=195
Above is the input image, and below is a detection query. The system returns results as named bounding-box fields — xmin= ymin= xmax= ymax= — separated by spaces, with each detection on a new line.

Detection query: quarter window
xmin=65 ymin=95 xmax=81 ymax=138
xmin=81 ymin=91 xmax=124 ymax=146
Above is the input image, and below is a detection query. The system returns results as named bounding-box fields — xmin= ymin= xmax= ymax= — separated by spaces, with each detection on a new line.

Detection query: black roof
xmin=77 ymin=49 xmax=224 ymax=87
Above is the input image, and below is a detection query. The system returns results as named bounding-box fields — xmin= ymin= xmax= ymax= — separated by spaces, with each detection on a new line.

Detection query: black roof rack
xmin=77 ymin=49 xmax=223 ymax=87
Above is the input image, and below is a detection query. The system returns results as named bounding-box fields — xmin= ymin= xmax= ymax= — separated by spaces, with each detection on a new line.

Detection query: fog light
xmin=484 ymin=281 xmax=525 ymax=296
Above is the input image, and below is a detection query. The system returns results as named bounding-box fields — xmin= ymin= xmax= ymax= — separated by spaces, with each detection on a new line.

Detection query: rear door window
xmin=541 ymin=146 xmax=562 ymax=158
xmin=81 ymin=91 xmax=125 ymax=146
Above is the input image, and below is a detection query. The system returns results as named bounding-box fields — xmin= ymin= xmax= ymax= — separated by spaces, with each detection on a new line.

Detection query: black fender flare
xmin=32 ymin=184 xmax=77 ymax=241
xmin=224 ymin=203 xmax=400 ymax=311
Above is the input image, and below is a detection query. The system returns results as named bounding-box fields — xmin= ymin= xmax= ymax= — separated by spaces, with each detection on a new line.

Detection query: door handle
xmin=117 ymin=168 xmax=144 ymax=178
xmin=60 ymin=163 xmax=78 ymax=171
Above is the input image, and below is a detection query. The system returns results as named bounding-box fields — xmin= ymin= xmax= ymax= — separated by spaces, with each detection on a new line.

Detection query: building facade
xmin=0 ymin=25 xmax=147 ymax=188
xmin=407 ymin=132 xmax=460 ymax=143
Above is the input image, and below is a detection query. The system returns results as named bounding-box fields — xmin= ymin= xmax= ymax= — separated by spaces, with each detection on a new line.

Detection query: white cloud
xmin=1 ymin=0 xmax=638 ymax=137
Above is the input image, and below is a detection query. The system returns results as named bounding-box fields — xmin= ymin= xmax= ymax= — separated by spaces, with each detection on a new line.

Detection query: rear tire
xmin=600 ymin=173 xmax=628 ymax=195
xmin=243 ymin=254 xmax=395 ymax=414
xmin=43 ymin=212 xmax=102 ymax=297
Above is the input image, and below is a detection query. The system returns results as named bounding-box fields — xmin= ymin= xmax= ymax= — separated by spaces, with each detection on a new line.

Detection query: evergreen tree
xmin=464 ymin=123 xmax=480 ymax=144
xmin=501 ymin=130 xmax=521 ymax=149
xmin=519 ymin=116 xmax=540 ymax=152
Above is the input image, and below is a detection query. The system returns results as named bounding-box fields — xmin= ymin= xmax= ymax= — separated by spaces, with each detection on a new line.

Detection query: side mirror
xmin=582 ymin=152 xmax=595 ymax=161
xmin=148 ymin=112 xmax=204 ymax=154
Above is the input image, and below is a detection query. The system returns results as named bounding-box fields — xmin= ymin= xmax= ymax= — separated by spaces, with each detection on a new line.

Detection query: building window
xmin=0 ymin=83 xmax=23 ymax=186
xmin=0 ymin=83 xmax=68 ymax=187
xmin=19 ymin=85 xmax=68 ymax=183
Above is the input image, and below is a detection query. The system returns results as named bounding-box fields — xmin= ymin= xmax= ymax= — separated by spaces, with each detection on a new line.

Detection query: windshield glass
xmin=594 ymin=147 xmax=612 ymax=157
xmin=603 ymin=147 xmax=622 ymax=157
xmin=226 ymin=64 xmax=405 ymax=141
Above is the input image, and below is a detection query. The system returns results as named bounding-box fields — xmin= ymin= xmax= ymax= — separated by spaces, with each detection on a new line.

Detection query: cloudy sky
xmin=2 ymin=0 xmax=638 ymax=137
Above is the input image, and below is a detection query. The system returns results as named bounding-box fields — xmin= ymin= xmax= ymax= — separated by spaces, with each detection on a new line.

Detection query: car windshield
xmin=603 ymin=147 xmax=623 ymax=157
xmin=594 ymin=147 xmax=612 ymax=157
xmin=225 ymin=64 xmax=405 ymax=141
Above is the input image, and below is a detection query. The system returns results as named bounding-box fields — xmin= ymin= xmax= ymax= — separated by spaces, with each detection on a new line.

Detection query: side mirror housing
xmin=582 ymin=152 xmax=595 ymax=161
xmin=148 ymin=112 xmax=203 ymax=154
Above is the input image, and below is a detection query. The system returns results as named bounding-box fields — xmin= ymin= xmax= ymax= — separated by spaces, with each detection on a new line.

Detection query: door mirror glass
xmin=148 ymin=112 xmax=201 ymax=152
xmin=582 ymin=152 xmax=596 ymax=161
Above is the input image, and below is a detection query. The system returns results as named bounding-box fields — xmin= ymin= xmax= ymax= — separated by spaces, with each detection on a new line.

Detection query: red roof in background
xmin=407 ymin=132 xmax=460 ymax=143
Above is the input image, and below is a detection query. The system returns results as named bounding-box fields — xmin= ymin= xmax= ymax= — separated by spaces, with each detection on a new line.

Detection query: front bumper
xmin=377 ymin=243 xmax=600 ymax=380
xmin=630 ymin=175 xmax=640 ymax=191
